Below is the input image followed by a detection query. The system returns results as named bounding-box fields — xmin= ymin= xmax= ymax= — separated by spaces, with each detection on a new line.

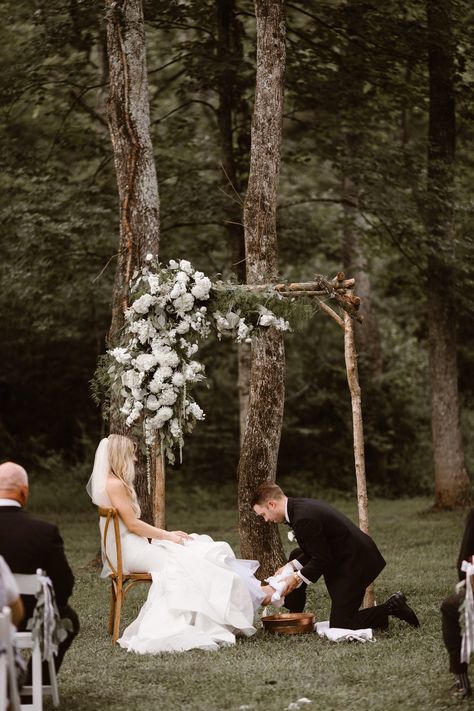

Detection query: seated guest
xmin=0 ymin=461 xmax=79 ymax=680
xmin=441 ymin=509 xmax=474 ymax=699
xmin=0 ymin=554 xmax=24 ymax=626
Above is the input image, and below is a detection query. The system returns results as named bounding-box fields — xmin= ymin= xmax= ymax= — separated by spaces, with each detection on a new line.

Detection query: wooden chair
xmin=0 ymin=607 xmax=21 ymax=711
xmin=14 ymin=571 xmax=59 ymax=711
xmin=98 ymin=508 xmax=151 ymax=643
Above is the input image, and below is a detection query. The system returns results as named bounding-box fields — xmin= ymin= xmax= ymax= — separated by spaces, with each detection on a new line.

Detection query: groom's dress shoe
xmin=385 ymin=591 xmax=420 ymax=628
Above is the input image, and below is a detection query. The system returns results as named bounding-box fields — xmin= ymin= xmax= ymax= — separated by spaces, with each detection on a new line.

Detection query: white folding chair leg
xmin=47 ymin=657 xmax=59 ymax=707
xmin=0 ymin=653 xmax=6 ymax=711
xmin=18 ymin=641 xmax=42 ymax=711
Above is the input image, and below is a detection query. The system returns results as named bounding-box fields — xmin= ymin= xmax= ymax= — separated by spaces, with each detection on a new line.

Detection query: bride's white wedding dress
xmin=113 ymin=523 xmax=265 ymax=653
xmin=87 ymin=438 xmax=266 ymax=653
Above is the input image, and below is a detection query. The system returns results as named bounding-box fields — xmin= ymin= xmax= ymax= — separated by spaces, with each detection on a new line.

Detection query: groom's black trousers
xmin=284 ymin=548 xmax=390 ymax=630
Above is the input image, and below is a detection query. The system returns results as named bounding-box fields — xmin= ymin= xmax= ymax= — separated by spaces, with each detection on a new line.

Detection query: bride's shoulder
xmin=106 ymin=476 xmax=126 ymax=495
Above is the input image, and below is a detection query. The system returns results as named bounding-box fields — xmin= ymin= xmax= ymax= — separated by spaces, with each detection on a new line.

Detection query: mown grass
xmin=35 ymin=496 xmax=470 ymax=711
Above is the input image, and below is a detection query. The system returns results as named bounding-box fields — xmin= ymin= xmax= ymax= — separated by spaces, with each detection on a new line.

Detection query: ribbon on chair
xmin=27 ymin=570 xmax=71 ymax=662
xmin=457 ymin=560 xmax=474 ymax=664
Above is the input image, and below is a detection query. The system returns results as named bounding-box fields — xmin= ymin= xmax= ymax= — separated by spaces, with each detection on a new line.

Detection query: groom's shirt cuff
xmin=292 ymin=560 xmax=311 ymax=585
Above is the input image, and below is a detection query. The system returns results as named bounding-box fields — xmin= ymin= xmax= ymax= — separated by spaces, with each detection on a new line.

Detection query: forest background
xmin=1 ymin=0 xmax=473 ymax=507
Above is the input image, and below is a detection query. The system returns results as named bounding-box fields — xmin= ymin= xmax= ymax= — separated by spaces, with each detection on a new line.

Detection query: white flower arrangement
xmin=107 ymin=258 xmax=290 ymax=462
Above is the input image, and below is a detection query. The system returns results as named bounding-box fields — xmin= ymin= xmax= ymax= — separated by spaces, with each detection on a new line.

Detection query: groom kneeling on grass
xmin=251 ymin=483 xmax=420 ymax=631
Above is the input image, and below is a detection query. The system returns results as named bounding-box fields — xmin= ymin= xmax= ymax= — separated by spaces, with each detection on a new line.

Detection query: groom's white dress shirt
xmin=0 ymin=499 xmax=20 ymax=507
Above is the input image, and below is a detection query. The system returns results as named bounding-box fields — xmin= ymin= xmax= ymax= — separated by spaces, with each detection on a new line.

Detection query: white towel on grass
xmin=315 ymin=620 xmax=373 ymax=642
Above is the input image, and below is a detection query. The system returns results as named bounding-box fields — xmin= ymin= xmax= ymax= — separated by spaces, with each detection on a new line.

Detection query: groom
xmin=252 ymin=483 xmax=419 ymax=630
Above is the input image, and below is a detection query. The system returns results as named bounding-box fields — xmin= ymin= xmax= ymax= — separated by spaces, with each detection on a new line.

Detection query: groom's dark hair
xmin=250 ymin=482 xmax=285 ymax=507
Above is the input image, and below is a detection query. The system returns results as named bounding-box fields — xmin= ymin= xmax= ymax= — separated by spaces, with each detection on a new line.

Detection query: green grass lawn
xmin=39 ymin=497 xmax=470 ymax=710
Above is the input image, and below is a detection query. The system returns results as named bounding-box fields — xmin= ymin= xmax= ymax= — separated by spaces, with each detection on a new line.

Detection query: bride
xmin=87 ymin=434 xmax=276 ymax=653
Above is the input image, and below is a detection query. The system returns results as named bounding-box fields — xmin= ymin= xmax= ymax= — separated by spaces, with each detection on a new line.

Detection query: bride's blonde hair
xmin=108 ymin=434 xmax=141 ymax=516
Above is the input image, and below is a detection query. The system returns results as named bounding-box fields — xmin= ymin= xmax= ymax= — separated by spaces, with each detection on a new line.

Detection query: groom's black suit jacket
xmin=0 ymin=505 xmax=75 ymax=624
xmin=287 ymin=497 xmax=386 ymax=597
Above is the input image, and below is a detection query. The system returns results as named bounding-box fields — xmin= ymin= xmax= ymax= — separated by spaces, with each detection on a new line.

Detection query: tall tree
xmin=426 ymin=0 xmax=470 ymax=507
xmin=105 ymin=0 xmax=162 ymax=523
xmin=237 ymin=0 xmax=286 ymax=575
xmin=215 ymin=0 xmax=252 ymax=445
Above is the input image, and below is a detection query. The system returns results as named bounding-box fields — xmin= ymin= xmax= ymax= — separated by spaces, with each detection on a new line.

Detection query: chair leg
xmin=108 ymin=583 xmax=116 ymax=635
xmin=31 ymin=642 xmax=43 ymax=711
xmin=48 ymin=658 xmax=60 ymax=707
xmin=112 ymin=590 xmax=122 ymax=644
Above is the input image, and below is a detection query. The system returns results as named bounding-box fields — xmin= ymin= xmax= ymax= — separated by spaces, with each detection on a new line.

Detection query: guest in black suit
xmin=440 ymin=509 xmax=474 ymax=699
xmin=252 ymin=483 xmax=419 ymax=630
xmin=0 ymin=461 xmax=79 ymax=679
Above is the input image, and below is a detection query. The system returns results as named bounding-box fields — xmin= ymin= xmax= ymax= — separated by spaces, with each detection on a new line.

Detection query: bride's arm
xmin=106 ymin=478 xmax=187 ymax=543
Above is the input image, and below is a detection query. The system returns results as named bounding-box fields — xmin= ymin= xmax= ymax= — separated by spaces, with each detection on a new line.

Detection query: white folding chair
xmin=14 ymin=571 xmax=59 ymax=711
xmin=0 ymin=607 xmax=21 ymax=711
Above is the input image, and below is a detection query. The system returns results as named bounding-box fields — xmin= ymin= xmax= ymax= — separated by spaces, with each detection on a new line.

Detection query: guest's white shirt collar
xmin=284 ymin=497 xmax=289 ymax=523
xmin=0 ymin=499 xmax=21 ymax=507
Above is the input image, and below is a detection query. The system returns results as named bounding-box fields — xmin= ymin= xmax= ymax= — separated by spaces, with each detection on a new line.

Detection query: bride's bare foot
xmin=261 ymin=584 xmax=276 ymax=606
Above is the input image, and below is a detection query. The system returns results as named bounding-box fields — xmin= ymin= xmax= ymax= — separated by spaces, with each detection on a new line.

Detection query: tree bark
xmin=342 ymin=171 xmax=383 ymax=380
xmin=340 ymin=2 xmax=383 ymax=381
xmin=105 ymin=0 xmax=161 ymax=523
xmin=237 ymin=0 xmax=286 ymax=576
xmin=215 ymin=0 xmax=251 ymax=447
xmin=426 ymin=0 xmax=470 ymax=508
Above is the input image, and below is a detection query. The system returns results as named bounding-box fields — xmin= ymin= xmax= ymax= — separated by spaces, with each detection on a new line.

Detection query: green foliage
xmin=1 ymin=0 xmax=473 ymax=495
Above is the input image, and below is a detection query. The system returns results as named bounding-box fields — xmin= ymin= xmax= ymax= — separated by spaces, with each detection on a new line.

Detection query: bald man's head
xmin=0 ymin=462 xmax=29 ymax=505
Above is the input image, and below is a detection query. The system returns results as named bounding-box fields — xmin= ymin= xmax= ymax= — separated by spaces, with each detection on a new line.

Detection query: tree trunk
xmin=237 ymin=0 xmax=286 ymax=576
xmin=342 ymin=171 xmax=383 ymax=380
xmin=426 ymin=0 xmax=470 ymax=508
xmin=215 ymin=0 xmax=251 ymax=447
xmin=340 ymin=3 xmax=382 ymax=381
xmin=105 ymin=0 xmax=161 ymax=524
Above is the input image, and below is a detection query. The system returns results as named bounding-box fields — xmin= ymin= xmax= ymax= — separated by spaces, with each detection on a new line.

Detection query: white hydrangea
xmin=121 ymin=369 xmax=141 ymax=390
xmin=191 ymin=275 xmax=212 ymax=300
xmin=159 ymin=388 xmax=178 ymax=406
xmin=179 ymin=259 xmax=192 ymax=274
xmin=176 ymin=319 xmax=191 ymax=334
xmin=170 ymin=281 xmax=186 ymax=299
xmin=171 ymin=372 xmax=185 ymax=387
xmin=110 ymin=347 xmax=131 ymax=364
xmin=134 ymin=353 xmax=157 ymax=372
xmin=155 ymin=348 xmax=179 ymax=368
xmin=146 ymin=394 xmax=160 ymax=411
xmin=173 ymin=293 xmax=195 ymax=314
xmin=176 ymin=271 xmax=190 ymax=285
xmin=132 ymin=293 xmax=156 ymax=314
